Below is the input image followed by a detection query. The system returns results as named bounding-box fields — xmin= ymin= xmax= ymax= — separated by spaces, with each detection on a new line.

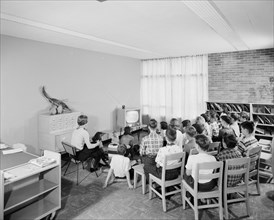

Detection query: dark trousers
xmin=142 ymin=155 xmax=179 ymax=182
xmin=183 ymin=173 xmax=216 ymax=192
xmin=76 ymin=145 xmax=103 ymax=169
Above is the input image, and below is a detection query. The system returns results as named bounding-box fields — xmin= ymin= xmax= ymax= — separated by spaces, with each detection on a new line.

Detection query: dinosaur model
xmin=41 ymin=86 xmax=71 ymax=114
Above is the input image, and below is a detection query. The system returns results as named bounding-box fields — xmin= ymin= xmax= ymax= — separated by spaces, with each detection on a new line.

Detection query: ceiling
xmin=1 ymin=0 xmax=273 ymax=59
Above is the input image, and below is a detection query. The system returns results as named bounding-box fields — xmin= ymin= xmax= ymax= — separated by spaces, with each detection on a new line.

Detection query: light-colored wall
xmin=0 ymin=35 xmax=141 ymax=154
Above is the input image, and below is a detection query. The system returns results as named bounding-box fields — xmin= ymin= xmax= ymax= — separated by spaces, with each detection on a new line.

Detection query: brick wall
xmin=208 ymin=48 xmax=274 ymax=103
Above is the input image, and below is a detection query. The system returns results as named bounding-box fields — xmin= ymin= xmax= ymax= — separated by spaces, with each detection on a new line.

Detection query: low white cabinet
xmin=0 ymin=150 xmax=61 ymax=220
xmin=38 ymin=112 xmax=81 ymax=152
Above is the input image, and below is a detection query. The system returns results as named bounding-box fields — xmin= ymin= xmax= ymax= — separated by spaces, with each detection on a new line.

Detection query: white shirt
xmin=110 ymin=155 xmax=131 ymax=177
xmin=71 ymin=127 xmax=97 ymax=150
xmin=185 ymin=152 xmax=216 ymax=183
xmin=230 ymin=121 xmax=240 ymax=137
xmin=155 ymin=144 xmax=183 ymax=167
xmin=175 ymin=130 xmax=184 ymax=147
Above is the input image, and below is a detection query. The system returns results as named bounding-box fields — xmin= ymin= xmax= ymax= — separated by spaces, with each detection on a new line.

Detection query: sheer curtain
xmin=140 ymin=55 xmax=208 ymax=122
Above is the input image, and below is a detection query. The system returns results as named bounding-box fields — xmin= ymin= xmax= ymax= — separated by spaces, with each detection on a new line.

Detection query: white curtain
xmin=140 ymin=55 xmax=208 ymax=123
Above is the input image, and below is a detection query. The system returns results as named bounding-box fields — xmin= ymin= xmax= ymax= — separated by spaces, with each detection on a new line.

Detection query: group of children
xmin=71 ymin=110 xmax=259 ymax=192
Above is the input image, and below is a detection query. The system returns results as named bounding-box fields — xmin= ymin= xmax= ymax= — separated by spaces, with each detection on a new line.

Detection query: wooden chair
xmin=62 ymin=141 xmax=98 ymax=185
xmin=247 ymin=145 xmax=262 ymax=195
xmin=149 ymin=152 xmax=185 ymax=212
xmin=133 ymin=164 xmax=146 ymax=194
xmin=182 ymin=161 xmax=223 ymax=220
xmin=259 ymin=138 xmax=273 ymax=183
xmin=223 ymin=157 xmax=250 ymax=219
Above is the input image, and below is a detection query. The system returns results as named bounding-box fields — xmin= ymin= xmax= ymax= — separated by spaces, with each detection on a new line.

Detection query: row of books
xmin=253 ymin=105 xmax=274 ymax=114
xmin=255 ymin=115 xmax=274 ymax=125
xmin=207 ymin=102 xmax=250 ymax=113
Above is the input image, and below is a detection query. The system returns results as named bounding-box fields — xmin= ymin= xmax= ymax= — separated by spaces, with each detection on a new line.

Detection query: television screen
xmin=126 ymin=110 xmax=139 ymax=125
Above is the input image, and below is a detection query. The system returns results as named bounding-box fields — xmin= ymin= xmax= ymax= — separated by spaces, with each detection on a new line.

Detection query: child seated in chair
xmin=103 ymin=144 xmax=133 ymax=189
xmin=184 ymin=134 xmax=217 ymax=191
xmin=91 ymin=132 xmax=110 ymax=168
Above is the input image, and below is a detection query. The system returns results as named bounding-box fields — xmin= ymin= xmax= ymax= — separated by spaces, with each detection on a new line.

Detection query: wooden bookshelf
xmin=206 ymin=101 xmax=274 ymax=140
xmin=0 ymin=150 xmax=61 ymax=220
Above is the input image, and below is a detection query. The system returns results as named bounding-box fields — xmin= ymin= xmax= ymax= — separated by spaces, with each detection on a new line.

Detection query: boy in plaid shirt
xmin=216 ymin=133 xmax=242 ymax=187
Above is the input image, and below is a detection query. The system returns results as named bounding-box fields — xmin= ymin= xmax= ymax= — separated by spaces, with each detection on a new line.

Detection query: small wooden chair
xmin=62 ymin=141 xmax=98 ymax=185
xmin=223 ymin=157 xmax=251 ymax=219
xmin=133 ymin=164 xmax=146 ymax=194
xmin=149 ymin=152 xmax=185 ymax=212
xmin=182 ymin=161 xmax=224 ymax=220
xmin=247 ymin=145 xmax=262 ymax=195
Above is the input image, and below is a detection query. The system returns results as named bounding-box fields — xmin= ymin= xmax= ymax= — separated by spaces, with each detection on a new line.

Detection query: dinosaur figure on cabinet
xmin=41 ymin=86 xmax=72 ymax=114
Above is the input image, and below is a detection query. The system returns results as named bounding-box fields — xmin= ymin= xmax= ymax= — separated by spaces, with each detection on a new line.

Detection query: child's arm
xmin=125 ymin=171 xmax=133 ymax=189
xmin=103 ymin=168 xmax=114 ymax=188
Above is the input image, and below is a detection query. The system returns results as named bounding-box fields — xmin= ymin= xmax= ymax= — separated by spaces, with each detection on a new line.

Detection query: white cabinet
xmin=0 ymin=150 xmax=61 ymax=220
xmin=38 ymin=112 xmax=81 ymax=152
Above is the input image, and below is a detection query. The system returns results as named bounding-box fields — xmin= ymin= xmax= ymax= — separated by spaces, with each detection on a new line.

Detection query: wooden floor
xmin=55 ymin=161 xmax=274 ymax=220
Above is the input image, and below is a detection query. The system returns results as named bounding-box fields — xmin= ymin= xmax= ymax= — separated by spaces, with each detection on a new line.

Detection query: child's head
xmin=209 ymin=110 xmax=218 ymax=123
xmin=92 ymin=132 xmax=103 ymax=142
xmin=222 ymin=133 xmax=237 ymax=149
xmin=165 ymin=127 xmax=177 ymax=143
xmin=195 ymin=116 xmax=206 ymax=125
xmin=220 ymin=115 xmax=232 ymax=126
xmin=77 ymin=115 xmax=88 ymax=126
xmin=230 ymin=112 xmax=240 ymax=123
xmin=185 ymin=126 xmax=197 ymax=140
xmin=195 ymin=134 xmax=210 ymax=152
xmin=192 ymin=123 xmax=205 ymax=134
xmin=149 ymin=119 xmax=158 ymax=130
xmin=239 ymin=111 xmax=250 ymax=122
xmin=124 ymin=126 xmax=131 ymax=135
xmin=160 ymin=121 xmax=168 ymax=130
xmin=241 ymin=121 xmax=255 ymax=135
xmin=169 ymin=118 xmax=180 ymax=130
xmin=201 ymin=113 xmax=210 ymax=123
xmin=117 ymin=144 xmax=127 ymax=156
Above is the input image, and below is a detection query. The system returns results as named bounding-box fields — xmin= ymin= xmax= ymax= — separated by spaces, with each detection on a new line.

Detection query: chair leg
xmin=256 ymin=176 xmax=261 ymax=195
xmin=245 ymin=190 xmax=250 ymax=216
xmin=142 ymin=174 xmax=146 ymax=194
xmin=76 ymin=163 xmax=79 ymax=185
xmin=149 ymin=177 xmax=152 ymax=200
xmin=224 ymin=193 xmax=228 ymax=219
xmin=162 ymin=185 xmax=167 ymax=212
xmin=133 ymin=171 xmax=137 ymax=189
xmin=63 ymin=161 xmax=71 ymax=176
xmin=182 ymin=185 xmax=186 ymax=210
xmin=194 ymin=195 xmax=198 ymax=220
xmin=219 ymin=194 xmax=223 ymax=220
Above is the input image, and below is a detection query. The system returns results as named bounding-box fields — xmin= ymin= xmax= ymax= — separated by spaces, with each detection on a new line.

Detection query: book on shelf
xmin=264 ymin=106 xmax=271 ymax=114
xmin=29 ymin=156 xmax=56 ymax=167
xmin=259 ymin=139 xmax=272 ymax=153
xmin=262 ymin=115 xmax=271 ymax=124
xmin=255 ymin=127 xmax=265 ymax=134
xmin=257 ymin=115 xmax=264 ymax=124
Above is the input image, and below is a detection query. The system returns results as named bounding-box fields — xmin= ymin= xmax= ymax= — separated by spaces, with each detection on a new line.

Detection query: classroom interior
xmin=1 ymin=1 xmax=274 ymax=220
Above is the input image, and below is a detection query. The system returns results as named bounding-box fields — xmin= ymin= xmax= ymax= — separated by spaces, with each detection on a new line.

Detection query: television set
xmin=116 ymin=107 xmax=142 ymax=129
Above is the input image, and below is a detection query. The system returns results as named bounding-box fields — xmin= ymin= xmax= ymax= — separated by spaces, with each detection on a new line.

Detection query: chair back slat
xmin=166 ymin=152 xmax=184 ymax=161
xmin=224 ymin=157 xmax=250 ymax=186
xmin=62 ymin=141 xmax=76 ymax=156
xmin=162 ymin=152 xmax=185 ymax=180
xmin=194 ymin=161 xmax=223 ymax=192
xmin=247 ymin=146 xmax=262 ymax=172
